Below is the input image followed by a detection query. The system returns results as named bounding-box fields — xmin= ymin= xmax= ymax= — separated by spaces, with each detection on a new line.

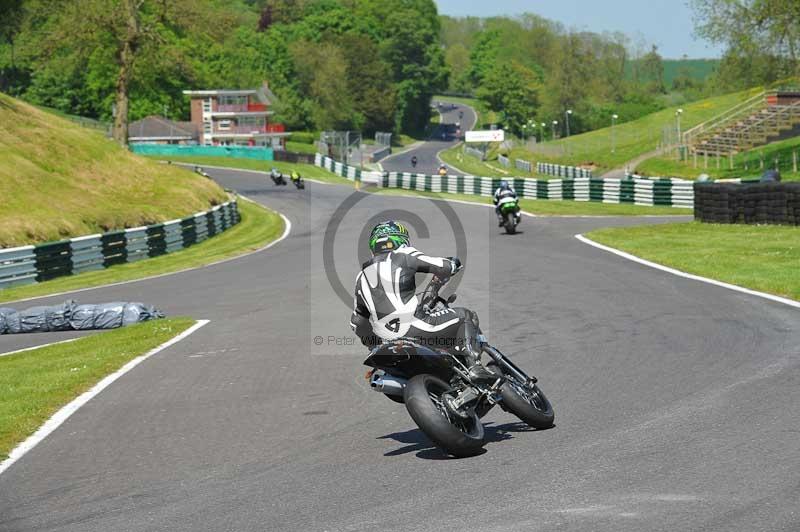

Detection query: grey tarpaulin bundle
xmin=0 ymin=301 xmax=164 ymax=334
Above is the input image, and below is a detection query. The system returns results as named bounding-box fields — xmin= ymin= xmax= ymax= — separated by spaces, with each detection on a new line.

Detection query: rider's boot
xmin=461 ymin=311 xmax=499 ymax=385
xmin=497 ymin=213 xmax=504 ymax=227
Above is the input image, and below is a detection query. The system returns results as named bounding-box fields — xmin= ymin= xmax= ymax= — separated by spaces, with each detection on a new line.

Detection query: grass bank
xmin=0 ymin=93 xmax=226 ymax=247
xmin=0 ymin=199 xmax=284 ymax=303
xmin=0 ymin=317 xmax=195 ymax=461
xmin=369 ymin=187 xmax=686 ymax=216
xmin=438 ymin=144 xmax=538 ymax=178
xmin=438 ymin=89 xmax=762 ymax=176
xmin=586 ymin=222 xmax=800 ymax=300
xmin=636 ymin=136 xmax=800 ymax=181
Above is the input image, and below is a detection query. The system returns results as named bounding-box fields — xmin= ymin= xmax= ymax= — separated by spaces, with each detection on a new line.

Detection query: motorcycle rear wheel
xmin=404 ymin=374 xmax=485 ymax=457
xmin=503 ymin=212 xmax=516 ymax=234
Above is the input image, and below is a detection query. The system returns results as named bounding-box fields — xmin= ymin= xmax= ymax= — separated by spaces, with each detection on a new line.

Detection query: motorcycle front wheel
xmin=404 ymin=374 xmax=485 ymax=457
xmin=500 ymin=377 xmax=554 ymax=429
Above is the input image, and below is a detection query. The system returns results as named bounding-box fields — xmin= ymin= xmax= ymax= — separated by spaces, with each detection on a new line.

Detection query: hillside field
xmin=0 ymin=93 xmax=227 ymax=247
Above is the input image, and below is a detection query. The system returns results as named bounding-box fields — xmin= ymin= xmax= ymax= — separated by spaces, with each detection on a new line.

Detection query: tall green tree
xmin=476 ymin=61 xmax=539 ymax=136
xmin=692 ymin=0 xmax=800 ymax=86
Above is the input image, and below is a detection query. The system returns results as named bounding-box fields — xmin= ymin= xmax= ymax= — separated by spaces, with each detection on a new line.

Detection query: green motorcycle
xmin=499 ymin=199 xmax=520 ymax=234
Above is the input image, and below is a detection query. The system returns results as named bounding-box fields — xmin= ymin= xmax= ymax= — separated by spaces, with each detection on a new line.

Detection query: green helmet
xmin=369 ymin=220 xmax=410 ymax=254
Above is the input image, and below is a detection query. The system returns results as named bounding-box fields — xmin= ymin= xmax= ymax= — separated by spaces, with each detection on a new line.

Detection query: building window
xmin=218 ymin=120 xmax=231 ymax=130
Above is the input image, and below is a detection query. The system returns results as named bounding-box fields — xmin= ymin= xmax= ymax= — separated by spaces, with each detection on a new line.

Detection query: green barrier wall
xmin=131 ymin=144 xmax=274 ymax=160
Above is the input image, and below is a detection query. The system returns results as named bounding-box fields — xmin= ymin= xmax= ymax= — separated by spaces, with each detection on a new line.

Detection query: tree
xmin=692 ymin=0 xmax=800 ymax=85
xmin=476 ymin=61 xmax=539 ymax=136
xmin=16 ymin=0 xmax=247 ymax=145
xmin=641 ymin=45 xmax=665 ymax=93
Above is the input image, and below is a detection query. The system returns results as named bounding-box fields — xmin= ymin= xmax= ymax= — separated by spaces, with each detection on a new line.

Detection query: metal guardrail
xmin=536 ymin=162 xmax=593 ymax=178
xmin=0 ymin=200 xmax=240 ymax=290
xmin=515 ymin=159 xmax=532 ymax=173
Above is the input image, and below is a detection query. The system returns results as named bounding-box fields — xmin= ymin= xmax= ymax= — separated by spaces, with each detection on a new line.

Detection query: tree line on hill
xmin=0 ymin=0 xmax=797 ymax=144
xmin=441 ymin=0 xmax=799 ymax=138
xmin=0 ymin=0 xmax=446 ymax=143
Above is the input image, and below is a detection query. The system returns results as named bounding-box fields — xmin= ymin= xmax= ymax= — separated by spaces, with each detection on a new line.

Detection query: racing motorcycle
xmin=364 ymin=275 xmax=554 ymax=457
xmin=499 ymin=198 xmax=521 ymax=235
xmin=290 ymin=172 xmax=305 ymax=190
xmin=270 ymin=169 xmax=287 ymax=186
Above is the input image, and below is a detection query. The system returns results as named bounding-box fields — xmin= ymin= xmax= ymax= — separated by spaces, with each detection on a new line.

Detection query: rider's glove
xmin=448 ymin=257 xmax=462 ymax=275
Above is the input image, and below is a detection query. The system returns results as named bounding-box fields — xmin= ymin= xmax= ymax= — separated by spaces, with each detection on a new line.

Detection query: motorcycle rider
xmin=270 ymin=167 xmax=285 ymax=185
xmin=493 ymin=180 xmax=520 ymax=227
xmin=350 ymin=221 xmax=495 ymax=383
xmin=411 ymin=155 xmax=418 ymax=168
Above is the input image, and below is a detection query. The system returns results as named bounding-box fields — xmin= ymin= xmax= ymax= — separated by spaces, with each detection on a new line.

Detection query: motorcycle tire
xmin=404 ymin=374 xmax=485 ymax=457
xmin=504 ymin=213 xmax=516 ymax=234
xmin=500 ymin=378 xmax=554 ymax=429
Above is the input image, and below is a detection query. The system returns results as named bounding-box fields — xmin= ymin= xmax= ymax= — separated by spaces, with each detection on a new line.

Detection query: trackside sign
xmin=465 ymin=130 xmax=505 ymax=142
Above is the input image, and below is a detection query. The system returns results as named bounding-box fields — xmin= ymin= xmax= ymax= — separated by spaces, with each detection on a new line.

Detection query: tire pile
xmin=694 ymin=182 xmax=800 ymax=225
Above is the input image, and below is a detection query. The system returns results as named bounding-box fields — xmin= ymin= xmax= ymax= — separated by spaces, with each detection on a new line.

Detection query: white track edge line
xmin=0 ymin=337 xmax=81 ymax=358
xmin=575 ymin=234 xmax=800 ymax=310
xmin=5 ymin=205 xmax=291 ymax=305
xmin=0 ymin=319 xmax=210 ymax=476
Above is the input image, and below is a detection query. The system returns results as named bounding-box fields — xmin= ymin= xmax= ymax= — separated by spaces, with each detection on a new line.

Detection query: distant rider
xmin=493 ymin=180 xmax=520 ymax=227
xmin=270 ymin=167 xmax=285 ymax=185
xmin=350 ymin=221 xmax=495 ymax=383
xmin=411 ymin=155 xmax=418 ymax=168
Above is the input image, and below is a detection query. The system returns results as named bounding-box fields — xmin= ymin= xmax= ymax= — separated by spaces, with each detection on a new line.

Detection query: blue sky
xmin=434 ymin=0 xmax=725 ymax=59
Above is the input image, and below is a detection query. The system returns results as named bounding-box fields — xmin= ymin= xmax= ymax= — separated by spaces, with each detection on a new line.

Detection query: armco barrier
xmin=313 ymin=153 xmax=692 ymax=208
xmin=0 ymin=199 xmax=240 ymax=290
xmin=515 ymin=159 xmax=532 ymax=173
xmin=694 ymin=182 xmax=800 ymax=225
xmin=536 ymin=162 xmax=593 ymax=179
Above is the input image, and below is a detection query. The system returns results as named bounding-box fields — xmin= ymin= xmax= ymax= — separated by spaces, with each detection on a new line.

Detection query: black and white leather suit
xmin=493 ymin=186 xmax=519 ymax=215
xmin=349 ymin=246 xmax=478 ymax=350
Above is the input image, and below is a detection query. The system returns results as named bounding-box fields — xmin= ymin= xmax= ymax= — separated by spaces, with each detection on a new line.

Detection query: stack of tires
xmin=695 ymin=181 xmax=800 ymax=226
xmin=788 ymin=183 xmax=800 ymax=226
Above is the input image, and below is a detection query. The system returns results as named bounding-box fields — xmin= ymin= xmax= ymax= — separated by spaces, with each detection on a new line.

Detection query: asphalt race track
xmin=381 ymin=101 xmax=476 ymax=176
xmin=2 ymin=136 xmax=800 ymax=531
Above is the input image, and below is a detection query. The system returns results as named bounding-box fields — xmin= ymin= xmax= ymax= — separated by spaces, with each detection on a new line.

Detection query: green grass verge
xmin=587 ymin=222 xmax=800 ymax=300
xmin=436 ymin=89 xmax=763 ymax=175
xmin=438 ymin=143 xmax=541 ymax=178
xmin=636 ymin=136 xmax=800 ymax=181
xmin=369 ymin=187 xmax=686 ymax=216
xmin=0 ymin=199 xmax=284 ymax=304
xmin=285 ymin=141 xmax=318 ymax=155
xmin=512 ymin=89 xmax=760 ymax=172
xmin=0 ymin=93 xmax=227 ymax=247
xmin=142 ymin=155 xmax=351 ymax=185
xmin=0 ymin=317 xmax=195 ymax=460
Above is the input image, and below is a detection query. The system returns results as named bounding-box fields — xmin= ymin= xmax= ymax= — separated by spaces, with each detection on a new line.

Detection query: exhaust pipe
xmin=370 ymin=373 xmax=407 ymax=396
